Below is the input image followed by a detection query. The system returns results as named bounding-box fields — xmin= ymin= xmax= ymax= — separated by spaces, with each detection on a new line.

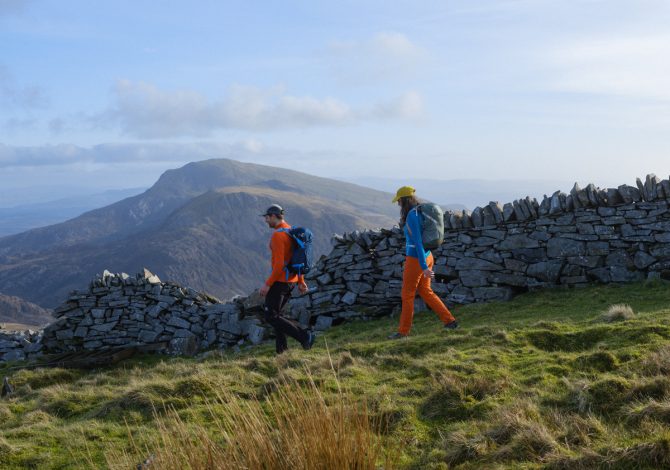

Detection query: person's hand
xmin=259 ymin=284 xmax=270 ymax=296
xmin=423 ymin=268 xmax=435 ymax=279
xmin=298 ymin=282 xmax=309 ymax=294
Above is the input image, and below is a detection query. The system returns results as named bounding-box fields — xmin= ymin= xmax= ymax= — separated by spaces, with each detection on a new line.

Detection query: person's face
xmin=264 ymin=214 xmax=280 ymax=228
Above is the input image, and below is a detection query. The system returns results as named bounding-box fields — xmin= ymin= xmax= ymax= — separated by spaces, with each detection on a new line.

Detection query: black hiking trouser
xmin=263 ymin=282 xmax=309 ymax=354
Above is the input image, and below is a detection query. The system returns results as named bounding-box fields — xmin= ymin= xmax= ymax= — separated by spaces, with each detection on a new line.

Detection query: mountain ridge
xmin=0 ymin=159 xmax=399 ymax=308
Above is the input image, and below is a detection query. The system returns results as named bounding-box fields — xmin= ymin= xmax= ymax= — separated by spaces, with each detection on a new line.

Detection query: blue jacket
xmin=404 ymin=207 xmax=430 ymax=270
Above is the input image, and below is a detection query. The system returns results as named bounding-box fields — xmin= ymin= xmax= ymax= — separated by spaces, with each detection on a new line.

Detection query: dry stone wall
xmin=293 ymin=174 xmax=670 ymax=323
xmin=3 ymin=174 xmax=670 ymax=363
xmin=38 ymin=269 xmax=267 ymax=355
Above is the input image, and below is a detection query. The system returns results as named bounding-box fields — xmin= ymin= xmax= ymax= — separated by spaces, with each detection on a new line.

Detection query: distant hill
xmin=0 ymin=159 xmax=398 ymax=308
xmin=340 ymin=176 xmax=577 ymax=211
xmin=0 ymin=293 xmax=52 ymax=326
xmin=0 ymin=188 xmax=146 ymax=237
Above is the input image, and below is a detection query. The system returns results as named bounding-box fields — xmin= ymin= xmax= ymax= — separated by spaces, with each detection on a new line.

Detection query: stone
xmin=472 ymin=287 xmax=513 ymax=301
xmin=567 ymin=256 xmax=603 ymax=269
xmin=459 ymin=270 xmax=490 ymax=287
xmin=143 ymin=268 xmax=161 ymax=284
xmin=634 ymin=251 xmax=657 ymax=269
xmin=455 ymin=257 xmax=503 ymax=271
xmin=91 ymin=308 xmax=106 ymax=319
xmin=549 ymin=192 xmax=563 ymax=215
xmin=55 ymin=329 xmax=74 ymax=340
xmin=504 ymin=258 xmax=528 ymax=272
xmin=602 ymin=216 xmax=626 ymax=226
xmin=2 ymin=350 xmax=25 ymax=362
xmin=246 ymin=324 xmax=266 ymax=344
xmin=527 ymin=261 xmax=563 ymax=283
xmin=488 ymin=202 xmax=504 ymax=224
xmin=511 ymin=248 xmax=546 ymax=263
xmin=168 ymin=334 xmax=199 ymax=356
xmin=483 ymin=229 xmax=507 ymax=240
xmin=73 ymin=326 xmax=89 ymax=338
xmin=346 ymin=282 xmax=373 ymax=294
xmin=502 ymin=203 xmax=515 ymax=222
xmin=513 ymin=200 xmax=527 ymax=221
xmin=489 ymin=273 xmax=527 ymax=287
xmin=242 ymin=292 xmax=265 ymax=311
xmin=610 ymin=266 xmax=645 ymax=283
xmin=469 ymin=207 xmax=482 ymax=227
xmin=315 ymin=315 xmax=334 ymax=331
xmin=606 ymin=188 xmax=623 ymax=206
xmin=341 ymin=291 xmax=357 ymax=305
xmin=654 ymin=233 xmax=670 ymax=243
xmin=650 ymin=245 xmax=670 ymax=258
xmin=498 ymin=234 xmax=539 ymax=250
xmin=617 ymin=185 xmax=640 ymax=203
xmin=167 ymin=316 xmax=191 ymax=329
xmin=317 ymin=273 xmax=333 ymax=285
xmin=547 ymin=238 xmax=586 ymax=257
xmin=588 ymin=267 xmax=610 ymax=283
xmin=606 ymin=251 xmax=634 ymax=268
xmin=138 ymin=330 xmax=161 ymax=343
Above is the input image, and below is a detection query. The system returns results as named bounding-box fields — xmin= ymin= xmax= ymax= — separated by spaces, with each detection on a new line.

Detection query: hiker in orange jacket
xmin=388 ymin=186 xmax=458 ymax=339
xmin=259 ymin=204 xmax=315 ymax=354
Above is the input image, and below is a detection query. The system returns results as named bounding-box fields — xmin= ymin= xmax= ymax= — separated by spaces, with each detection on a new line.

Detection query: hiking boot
xmin=302 ymin=331 xmax=316 ymax=350
xmin=444 ymin=320 xmax=459 ymax=330
xmin=387 ymin=332 xmax=408 ymax=340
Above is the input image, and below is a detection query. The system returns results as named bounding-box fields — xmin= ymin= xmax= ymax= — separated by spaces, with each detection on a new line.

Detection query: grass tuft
xmin=625 ymin=399 xmax=670 ymax=426
xmin=420 ymin=371 xmax=507 ymax=421
xmin=572 ymin=351 xmax=620 ymax=372
xmin=602 ymin=303 xmax=635 ymax=322
xmin=640 ymin=345 xmax=670 ymax=376
xmin=0 ymin=436 xmax=15 ymax=458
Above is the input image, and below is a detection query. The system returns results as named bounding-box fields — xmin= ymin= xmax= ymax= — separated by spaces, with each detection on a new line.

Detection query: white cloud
xmin=546 ymin=33 xmax=670 ymax=100
xmin=0 ymin=141 xmax=268 ymax=169
xmin=96 ymin=80 xmax=422 ymax=138
xmin=0 ymin=65 xmax=48 ymax=109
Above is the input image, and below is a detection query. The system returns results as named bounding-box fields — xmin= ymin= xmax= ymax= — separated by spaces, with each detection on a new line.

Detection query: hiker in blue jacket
xmin=388 ymin=186 xmax=459 ymax=339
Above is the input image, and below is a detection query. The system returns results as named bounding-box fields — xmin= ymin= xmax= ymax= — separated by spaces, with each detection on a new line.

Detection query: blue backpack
xmin=278 ymin=227 xmax=314 ymax=279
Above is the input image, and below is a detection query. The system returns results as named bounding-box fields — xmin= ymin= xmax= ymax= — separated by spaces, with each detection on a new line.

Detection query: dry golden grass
xmin=640 ymin=344 xmax=670 ymax=376
xmin=104 ymin=368 xmax=390 ymax=470
xmin=601 ymin=303 xmax=635 ymax=322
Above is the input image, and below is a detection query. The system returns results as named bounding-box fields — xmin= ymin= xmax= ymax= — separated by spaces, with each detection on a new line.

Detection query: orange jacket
xmin=265 ymin=220 xmax=306 ymax=286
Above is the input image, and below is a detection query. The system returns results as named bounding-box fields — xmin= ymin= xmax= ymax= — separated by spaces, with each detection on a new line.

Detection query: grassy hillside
xmin=2 ymin=281 xmax=670 ymax=469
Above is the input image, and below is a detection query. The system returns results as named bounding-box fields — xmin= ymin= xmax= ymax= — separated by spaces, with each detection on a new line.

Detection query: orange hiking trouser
xmin=399 ymin=253 xmax=455 ymax=335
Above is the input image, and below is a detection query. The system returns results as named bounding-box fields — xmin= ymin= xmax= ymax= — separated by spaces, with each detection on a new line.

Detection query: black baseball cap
xmin=260 ymin=204 xmax=284 ymax=216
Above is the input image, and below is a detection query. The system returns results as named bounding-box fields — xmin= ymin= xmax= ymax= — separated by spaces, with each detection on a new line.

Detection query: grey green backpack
xmin=414 ymin=203 xmax=444 ymax=250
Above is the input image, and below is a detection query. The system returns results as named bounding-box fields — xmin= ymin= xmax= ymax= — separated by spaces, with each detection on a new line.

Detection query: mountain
xmin=0 ymin=188 xmax=146 ymax=237
xmin=0 ymin=159 xmax=399 ymax=308
xmin=0 ymin=293 xmax=52 ymax=326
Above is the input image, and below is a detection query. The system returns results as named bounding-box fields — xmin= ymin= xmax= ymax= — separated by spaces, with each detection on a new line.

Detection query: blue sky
xmin=1 ymin=0 xmax=670 ymax=199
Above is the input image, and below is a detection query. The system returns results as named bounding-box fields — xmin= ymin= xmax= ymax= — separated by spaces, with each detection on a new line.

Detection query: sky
xmin=1 ymin=0 xmax=670 ymax=202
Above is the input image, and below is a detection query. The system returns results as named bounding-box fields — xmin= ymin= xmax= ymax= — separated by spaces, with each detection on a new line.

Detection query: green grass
xmin=2 ymin=280 xmax=670 ymax=469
